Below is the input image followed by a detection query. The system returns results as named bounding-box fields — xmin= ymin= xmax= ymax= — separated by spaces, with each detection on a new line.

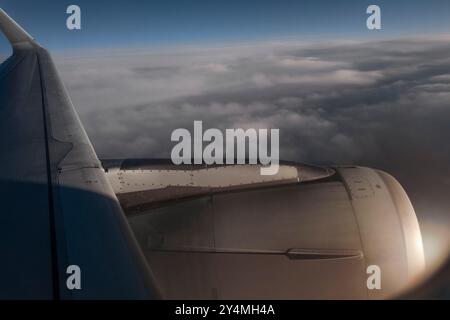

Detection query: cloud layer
xmin=56 ymin=37 xmax=450 ymax=263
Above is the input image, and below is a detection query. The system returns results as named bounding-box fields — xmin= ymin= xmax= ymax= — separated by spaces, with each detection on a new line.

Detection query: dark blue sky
xmin=1 ymin=0 xmax=450 ymax=53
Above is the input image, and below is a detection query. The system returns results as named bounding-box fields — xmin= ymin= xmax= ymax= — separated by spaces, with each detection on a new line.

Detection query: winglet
xmin=0 ymin=8 xmax=35 ymax=49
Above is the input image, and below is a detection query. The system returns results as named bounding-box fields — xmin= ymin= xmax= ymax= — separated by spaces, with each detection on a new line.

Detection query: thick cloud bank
xmin=56 ymin=37 xmax=450 ymax=264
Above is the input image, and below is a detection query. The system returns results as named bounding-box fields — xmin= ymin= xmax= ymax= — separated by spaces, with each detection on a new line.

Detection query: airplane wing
xmin=0 ymin=9 xmax=159 ymax=299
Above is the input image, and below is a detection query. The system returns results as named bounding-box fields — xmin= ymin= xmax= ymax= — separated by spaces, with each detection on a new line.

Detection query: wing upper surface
xmin=0 ymin=9 xmax=159 ymax=299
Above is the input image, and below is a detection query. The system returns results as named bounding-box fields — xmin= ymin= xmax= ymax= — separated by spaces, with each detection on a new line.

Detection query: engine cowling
xmin=103 ymin=160 xmax=425 ymax=299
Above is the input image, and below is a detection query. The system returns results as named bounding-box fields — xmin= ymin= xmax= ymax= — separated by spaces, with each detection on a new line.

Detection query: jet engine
xmin=103 ymin=159 xmax=425 ymax=299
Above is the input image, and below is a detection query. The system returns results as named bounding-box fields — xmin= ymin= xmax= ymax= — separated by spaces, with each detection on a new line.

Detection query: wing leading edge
xmin=0 ymin=8 xmax=159 ymax=299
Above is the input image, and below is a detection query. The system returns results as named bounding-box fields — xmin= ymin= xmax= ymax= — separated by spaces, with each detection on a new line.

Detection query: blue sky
xmin=1 ymin=0 xmax=450 ymax=53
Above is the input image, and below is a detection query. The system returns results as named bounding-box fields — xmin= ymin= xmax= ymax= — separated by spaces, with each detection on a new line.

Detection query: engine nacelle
xmin=103 ymin=160 xmax=425 ymax=299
